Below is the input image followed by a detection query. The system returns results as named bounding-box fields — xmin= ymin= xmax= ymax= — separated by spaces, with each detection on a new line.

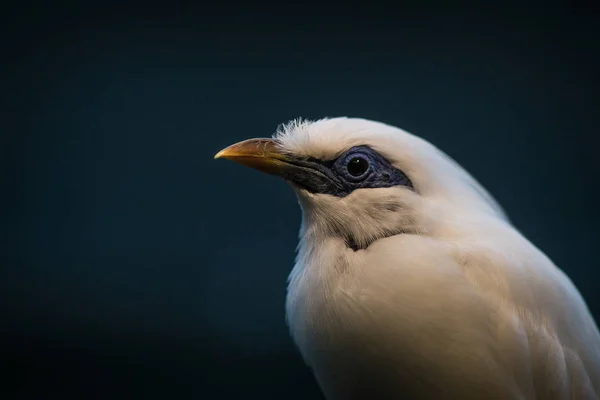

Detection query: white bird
xmin=215 ymin=117 xmax=600 ymax=399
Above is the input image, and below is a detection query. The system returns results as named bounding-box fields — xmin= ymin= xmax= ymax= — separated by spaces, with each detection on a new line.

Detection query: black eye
xmin=346 ymin=156 xmax=370 ymax=177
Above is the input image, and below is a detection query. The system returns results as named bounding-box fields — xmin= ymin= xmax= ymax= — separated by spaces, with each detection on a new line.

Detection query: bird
xmin=214 ymin=117 xmax=600 ymax=399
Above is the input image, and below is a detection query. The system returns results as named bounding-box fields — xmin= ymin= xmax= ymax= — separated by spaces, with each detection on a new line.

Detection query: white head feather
xmin=274 ymin=117 xmax=508 ymax=248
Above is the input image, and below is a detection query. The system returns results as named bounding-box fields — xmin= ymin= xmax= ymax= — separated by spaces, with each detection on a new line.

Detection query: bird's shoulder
xmin=359 ymin=229 xmax=600 ymax=398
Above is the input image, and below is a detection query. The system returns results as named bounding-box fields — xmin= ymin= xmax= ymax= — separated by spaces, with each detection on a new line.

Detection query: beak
xmin=214 ymin=138 xmax=341 ymax=194
xmin=213 ymin=138 xmax=296 ymax=176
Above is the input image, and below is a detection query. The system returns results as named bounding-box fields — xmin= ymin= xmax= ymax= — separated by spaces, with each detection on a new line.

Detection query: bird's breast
xmin=285 ymin=233 xmax=541 ymax=400
xmin=285 ymin=235 xmax=451 ymax=398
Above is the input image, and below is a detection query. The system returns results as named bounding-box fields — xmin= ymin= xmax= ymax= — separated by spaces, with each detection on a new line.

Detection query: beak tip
xmin=213 ymin=148 xmax=227 ymax=160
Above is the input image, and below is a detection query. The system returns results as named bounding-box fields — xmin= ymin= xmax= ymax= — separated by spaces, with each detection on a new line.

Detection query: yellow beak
xmin=215 ymin=138 xmax=342 ymax=194
xmin=214 ymin=138 xmax=296 ymax=176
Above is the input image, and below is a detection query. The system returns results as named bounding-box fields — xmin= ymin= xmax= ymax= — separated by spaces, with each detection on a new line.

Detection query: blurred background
xmin=2 ymin=1 xmax=599 ymax=399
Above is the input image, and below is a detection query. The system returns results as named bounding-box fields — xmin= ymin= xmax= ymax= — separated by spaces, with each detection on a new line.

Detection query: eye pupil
xmin=347 ymin=157 xmax=369 ymax=177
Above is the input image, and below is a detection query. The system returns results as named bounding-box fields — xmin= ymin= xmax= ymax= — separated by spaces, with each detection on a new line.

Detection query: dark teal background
xmin=2 ymin=2 xmax=599 ymax=399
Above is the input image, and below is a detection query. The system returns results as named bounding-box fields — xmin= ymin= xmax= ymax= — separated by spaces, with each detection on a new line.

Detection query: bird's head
xmin=215 ymin=117 xmax=507 ymax=250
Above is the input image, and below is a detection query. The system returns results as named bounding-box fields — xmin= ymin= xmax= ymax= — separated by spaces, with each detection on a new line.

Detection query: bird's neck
xmin=285 ymin=227 xmax=357 ymax=351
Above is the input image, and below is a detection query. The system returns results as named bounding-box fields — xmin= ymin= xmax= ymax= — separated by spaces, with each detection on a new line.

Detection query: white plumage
xmin=216 ymin=117 xmax=600 ymax=399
